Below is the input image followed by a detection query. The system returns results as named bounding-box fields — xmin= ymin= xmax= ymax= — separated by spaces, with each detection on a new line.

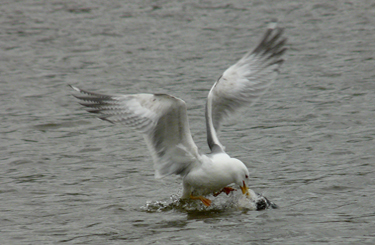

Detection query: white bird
xmin=70 ymin=22 xmax=286 ymax=207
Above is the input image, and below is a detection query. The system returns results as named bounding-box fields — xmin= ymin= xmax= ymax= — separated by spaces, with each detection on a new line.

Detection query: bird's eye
xmin=245 ymin=175 xmax=249 ymax=179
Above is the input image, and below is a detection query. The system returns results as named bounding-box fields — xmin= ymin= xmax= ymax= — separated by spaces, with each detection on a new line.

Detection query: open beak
xmin=240 ymin=181 xmax=250 ymax=197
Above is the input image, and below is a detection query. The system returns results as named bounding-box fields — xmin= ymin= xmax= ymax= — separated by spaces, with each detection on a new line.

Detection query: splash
xmin=140 ymin=190 xmax=277 ymax=213
xmin=237 ymin=189 xmax=278 ymax=211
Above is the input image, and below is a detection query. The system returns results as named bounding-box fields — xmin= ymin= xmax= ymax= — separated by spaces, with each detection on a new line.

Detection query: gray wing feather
xmin=206 ymin=23 xmax=287 ymax=151
xmin=71 ymin=86 xmax=200 ymax=178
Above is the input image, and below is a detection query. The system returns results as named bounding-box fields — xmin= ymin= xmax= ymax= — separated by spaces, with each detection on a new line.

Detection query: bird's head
xmin=231 ymin=158 xmax=251 ymax=197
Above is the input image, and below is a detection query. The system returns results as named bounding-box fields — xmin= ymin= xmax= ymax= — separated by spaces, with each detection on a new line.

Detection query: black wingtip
xmin=252 ymin=24 xmax=286 ymax=56
xmin=98 ymin=117 xmax=115 ymax=124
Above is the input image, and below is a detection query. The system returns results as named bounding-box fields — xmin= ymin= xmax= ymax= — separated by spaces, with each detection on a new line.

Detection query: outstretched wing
xmin=70 ymin=86 xmax=200 ymax=178
xmin=206 ymin=22 xmax=287 ymax=151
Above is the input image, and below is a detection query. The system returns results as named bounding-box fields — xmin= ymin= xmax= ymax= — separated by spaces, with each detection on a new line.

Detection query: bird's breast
xmin=183 ymin=154 xmax=236 ymax=195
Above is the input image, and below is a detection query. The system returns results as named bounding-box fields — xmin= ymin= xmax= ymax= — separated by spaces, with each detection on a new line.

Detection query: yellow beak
xmin=240 ymin=181 xmax=250 ymax=197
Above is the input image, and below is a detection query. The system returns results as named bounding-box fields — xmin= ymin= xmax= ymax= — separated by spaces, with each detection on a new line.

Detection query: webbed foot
xmin=190 ymin=195 xmax=212 ymax=207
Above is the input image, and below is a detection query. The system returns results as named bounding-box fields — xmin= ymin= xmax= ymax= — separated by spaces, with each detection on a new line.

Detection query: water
xmin=1 ymin=0 xmax=375 ymax=244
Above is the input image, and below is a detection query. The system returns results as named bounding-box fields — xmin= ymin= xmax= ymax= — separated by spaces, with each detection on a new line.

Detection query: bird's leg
xmin=213 ymin=190 xmax=222 ymax=197
xmin=222 ymin=186 xmax=236 ymax=195
xmin=213 ymin=187 xmax=237 ymax=197
xmin=190 ymin=195 xmax=212 ymax=207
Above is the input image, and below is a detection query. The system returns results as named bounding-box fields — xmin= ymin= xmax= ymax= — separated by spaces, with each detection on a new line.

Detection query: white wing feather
xmin=206 ymin=23 xmax=287 ymax=151
xmin=70 ymin=86 xmax=200 ymax=178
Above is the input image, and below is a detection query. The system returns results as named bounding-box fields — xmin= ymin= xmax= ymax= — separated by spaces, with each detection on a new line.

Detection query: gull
xmin=70 ymin=22 xmax=286 ymax=207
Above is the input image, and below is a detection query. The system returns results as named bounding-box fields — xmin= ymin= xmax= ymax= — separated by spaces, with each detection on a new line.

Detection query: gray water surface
xmin=1 ymin=0 xmax=375 ymax=244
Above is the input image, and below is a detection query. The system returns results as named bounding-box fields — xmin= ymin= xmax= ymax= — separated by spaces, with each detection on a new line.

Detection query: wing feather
xmin=206 ymin=22 xmax=287 ymax=151
xmin=70 ymin=86 xmax=200 ymax=178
